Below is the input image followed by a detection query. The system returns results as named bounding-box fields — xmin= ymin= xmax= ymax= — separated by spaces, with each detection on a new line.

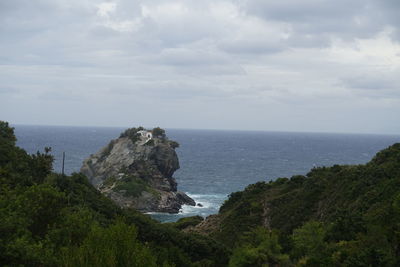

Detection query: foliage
xmin=61 ymin=220 xmax=157 ymax=267
xmin=229 ymin=227 xmax=289 ymax=267
xmin=166 ymin=216 xmax=204 ymax=230
xmin=3 ymin=118 xmax=400 ymax=266
xmin=169 ymin=140 xmax=180 ymax=149
xmin=119 ymin=127 xmax=144 ymax=143
xmin=0 ymin=120 xmax=229 ymax=267
xmin=102 ymin=175 xmax=117 ymax=188
xmin=0 ymin=121 xmax=54 ymax=188
xmin=152 ymin=127 xmax=166 ymax=138
xmin=212 ymin=142 xmax=400 ymax=266
xmin=145 ymin=139 xmax=155 ymax=146
xmin=113 ymin=176 xmax=154 ymax=198
xmin=291 ymin=221 xmax=331 ymax=265
xmin=101 ymin=140 xmax=115 ymax=158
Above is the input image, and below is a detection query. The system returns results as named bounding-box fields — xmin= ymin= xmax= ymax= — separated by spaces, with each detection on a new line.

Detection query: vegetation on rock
xmin=152 ymin=127 xmax=166 ymax=138
xmin=119 ymin=126 xmax=144 ymax=143
xmin=112 ymin=175 xmax=159 ymax=198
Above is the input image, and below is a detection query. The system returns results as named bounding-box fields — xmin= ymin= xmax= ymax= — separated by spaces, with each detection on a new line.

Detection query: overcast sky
xmin=1 ymin=0 xmax=399 ymax=134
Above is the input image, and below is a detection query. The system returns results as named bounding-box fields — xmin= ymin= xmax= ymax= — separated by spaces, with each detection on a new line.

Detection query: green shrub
xmin=101 ymin=141 xmax=115 ymax=158
xmin=61 ymin=220 xmax=157 ymax=267
xmin=169 ymin=141 xmax=180 ymax=149
xmin=113 ymin=177 xmax=149 ymax=197
xmin=145 ymin=139 xmax=155 ymax=146
xmin=119 ymin=127 xmax=144 ymax=144
xmin=166 ymin=216 xmax=204 ymax=230
xmin=152 ymin=127 xmax=166 ymax=138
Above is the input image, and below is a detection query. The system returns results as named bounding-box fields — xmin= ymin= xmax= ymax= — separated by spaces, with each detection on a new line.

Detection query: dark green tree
xmin=152 ymin=127 xmax=166 ymax=138
xmin=61 ymin=220 xmax=157 ymax=267
xmin=229 ymin=227 xmax=289 ymax=266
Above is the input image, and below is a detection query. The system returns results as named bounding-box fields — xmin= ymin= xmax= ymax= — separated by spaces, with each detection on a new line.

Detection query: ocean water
xmin=14 ymin=125 xmax=400 ymax=222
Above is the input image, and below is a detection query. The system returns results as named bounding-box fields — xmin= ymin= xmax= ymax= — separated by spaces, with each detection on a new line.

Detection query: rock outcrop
xmin=80 ymin=127 xmax=195 ymax=213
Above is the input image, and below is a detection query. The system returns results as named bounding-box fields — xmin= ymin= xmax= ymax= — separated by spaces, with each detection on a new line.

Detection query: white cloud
xmin=97 ymin=2 xmax=116 ymax=18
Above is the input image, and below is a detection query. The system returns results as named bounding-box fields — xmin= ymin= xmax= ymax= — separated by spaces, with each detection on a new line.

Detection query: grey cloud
xmin=375 ymin=0 xmax=400 ymax=40
xmin=108 ymin=82 xmax=231 ymax=100
xmin=341 ymin=76 xmax=397 ymax=90
xmin=39 ymin=89 xmax=85 ymax=102
xmin=242 ymin=0 xmax=398 ymax=44
xmin=0 ymin=0 xmax=399 ymax=134
xmin=0 ymin=87 xmax=19 ymax=94
xmin=340 ymin=73 xmax=400 ymax=99
xmin=218 ymin=39 xmax=284 ymax=54
xmin=285 ymin=33 xmax=331 ymax=48
xmin=243 ymin=0 xmax=364 ymax=21
xmin=157 ymin=48 xmax=230 ymax=66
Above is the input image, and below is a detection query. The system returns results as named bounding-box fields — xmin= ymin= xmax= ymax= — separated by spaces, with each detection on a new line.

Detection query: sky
xmin=1 ymin=0 xmax=399 ymax=134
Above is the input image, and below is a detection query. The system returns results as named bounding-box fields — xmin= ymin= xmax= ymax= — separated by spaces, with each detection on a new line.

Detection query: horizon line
xmin=10 ymin=122 xmax=400 ymax=137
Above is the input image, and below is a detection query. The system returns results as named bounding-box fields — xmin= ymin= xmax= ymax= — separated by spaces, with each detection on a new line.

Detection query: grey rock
xmin=80 ymin=129 xmax=195 ymax=213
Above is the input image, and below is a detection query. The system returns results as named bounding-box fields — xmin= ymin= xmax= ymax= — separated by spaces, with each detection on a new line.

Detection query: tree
xmin=0 ymin=121 xmax=17 ymax=166
xmin=229 ymin=227 xmax=289 ymax=267
xmin=0 ymin=121 xmax=16 ymax=144
xmin=61 ymin=220 xmax=157 ymax=267
xmin=152 ymin=127 xmax=166 ymax=138
xmin=292 ymin=221 xmax=330 ymax=265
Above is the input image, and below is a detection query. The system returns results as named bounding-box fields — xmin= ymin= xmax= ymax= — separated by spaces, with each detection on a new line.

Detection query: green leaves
xmin=0 ymin=184 xmax=66 ymax=266
xmin=0 ymin=121 xmax=229 ymax=266
xmin=3 ymin=118 xmax=400 ymax=266
xmin=152 ymin=127 xmax=166 ymax=138
xmin=229 ymin=227 xmax=289 ymax=267
xmin=291 ymin=221 xmax=331 ymax=265
xmin=209 ymin=142 xmax=400 ymax=265
xmin=61 ymin=221 xmax=157 ymax=267
xmin=0 ymin=121 xmax=16 ymax=144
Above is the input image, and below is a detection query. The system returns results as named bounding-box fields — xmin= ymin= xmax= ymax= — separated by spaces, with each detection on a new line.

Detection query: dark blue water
xmin=14 ymin=125 xmax=400 ymax=222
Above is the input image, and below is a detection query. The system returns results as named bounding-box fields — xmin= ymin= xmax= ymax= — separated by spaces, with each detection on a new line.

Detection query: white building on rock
xmin=137 ymin=130 xmax=153 ymax=140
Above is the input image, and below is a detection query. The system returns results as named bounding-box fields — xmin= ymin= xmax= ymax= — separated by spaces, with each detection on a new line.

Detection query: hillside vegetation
xmin=0 ymin=121 xmax=229 ymax=266
xmin=1 ymin=119 xmax=400 ymax=266
xmin=198 ymin=143 xmax=400 ymax=266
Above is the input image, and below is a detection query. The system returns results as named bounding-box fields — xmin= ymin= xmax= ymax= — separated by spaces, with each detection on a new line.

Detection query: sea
xmin=14 ymin=125 xmax=400 ymax=222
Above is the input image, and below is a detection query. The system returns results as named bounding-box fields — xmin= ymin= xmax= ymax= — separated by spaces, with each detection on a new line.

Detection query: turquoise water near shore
xmin=14 ymin=125 xmax=400 ymax=222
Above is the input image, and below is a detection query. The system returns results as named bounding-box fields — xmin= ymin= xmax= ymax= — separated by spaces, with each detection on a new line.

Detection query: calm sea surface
xmin=14 ymin=125 xmax=400 ymax=222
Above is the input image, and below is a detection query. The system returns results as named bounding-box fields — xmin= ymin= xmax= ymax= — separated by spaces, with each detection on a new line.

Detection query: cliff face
xmin=80 ymin=128 xmax=195 ymax=213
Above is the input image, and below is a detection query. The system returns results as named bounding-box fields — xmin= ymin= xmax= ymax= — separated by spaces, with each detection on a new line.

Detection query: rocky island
xmin=80 ymin=127 xmax=195 ymax=213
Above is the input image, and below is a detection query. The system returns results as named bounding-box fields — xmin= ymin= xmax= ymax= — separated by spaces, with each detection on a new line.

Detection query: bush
xmin=229 ymin=227 xmax=289 ymax=266
xmin=145 ymin=139 xmax=155 ymax=146
xmin=61 ymin=221 xmax=157 ymax=267
xmin=119 ymin=127 xmax=143 ymax=143
xmin=113 ymin=176 xmax=151 ymax=198
xmin=152 ymin=127 xmax=166 ymax=138
xmin=169 ymin=141 xmax=180 ymax=149
xmin=166 ymin=216 xmax=204 ymax=230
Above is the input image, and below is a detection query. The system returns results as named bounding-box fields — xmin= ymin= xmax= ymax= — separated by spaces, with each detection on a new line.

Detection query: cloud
xmin=0 ymin=87 xmax=19 ymax=94
xmin=0 ymin=0 xmax=399 ymax=133
xmin=242 ymin=0 xmax=400 ymax=45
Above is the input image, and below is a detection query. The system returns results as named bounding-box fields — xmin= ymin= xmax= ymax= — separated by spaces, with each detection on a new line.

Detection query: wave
xmin=179 ymin=193 xmax=228 ymax=215
xmin=145 ymin=193 xmax=228 ymax=222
